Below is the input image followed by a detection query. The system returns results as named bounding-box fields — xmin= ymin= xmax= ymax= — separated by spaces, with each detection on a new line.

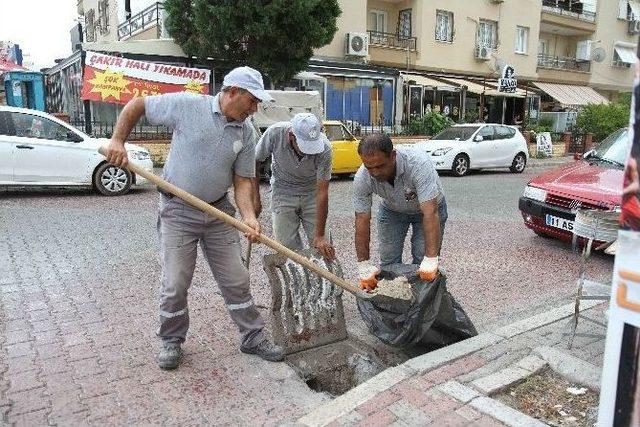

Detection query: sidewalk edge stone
xmin=494 ymin=301 xmax=602 ymax=338
xmin=533 ymin=346 xmax=601 ymax=391
xmin=470 ymin=396 xmax=548 ymax=427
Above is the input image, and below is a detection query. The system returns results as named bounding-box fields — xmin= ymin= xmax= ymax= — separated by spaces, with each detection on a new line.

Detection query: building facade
xmin=68 ymin=0 xmax=637 ymax=130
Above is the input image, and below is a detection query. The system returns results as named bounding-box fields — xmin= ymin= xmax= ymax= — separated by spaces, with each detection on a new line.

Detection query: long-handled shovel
xmin=101 ymin=149 xmax=388 ymax=302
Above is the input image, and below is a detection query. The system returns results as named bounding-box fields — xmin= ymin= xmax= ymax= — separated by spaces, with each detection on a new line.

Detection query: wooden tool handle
xmin=102 ymin=148 xmax=368 ymax=299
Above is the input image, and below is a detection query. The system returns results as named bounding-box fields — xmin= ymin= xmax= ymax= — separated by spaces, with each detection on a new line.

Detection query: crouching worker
xmin=352 ymin=133 xmax=448 ymax=290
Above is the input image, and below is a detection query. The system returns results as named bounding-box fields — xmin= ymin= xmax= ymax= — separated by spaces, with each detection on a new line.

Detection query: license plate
xmin=545 ymin=214 xmax=574 ymax=231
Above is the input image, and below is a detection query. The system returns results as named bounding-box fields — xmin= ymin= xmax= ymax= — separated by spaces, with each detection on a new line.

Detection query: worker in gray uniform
xmin=102 ymin=66 xmax=284 ymax=370
xmin=352 ymin=133 xmax=448 ymax=290
xmin=252 ymin=113 xmax=335 ymax=261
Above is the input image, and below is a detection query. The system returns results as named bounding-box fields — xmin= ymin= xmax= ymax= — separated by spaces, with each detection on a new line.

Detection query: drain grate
xmin=263 ymin=249 xmax=348 ymax=355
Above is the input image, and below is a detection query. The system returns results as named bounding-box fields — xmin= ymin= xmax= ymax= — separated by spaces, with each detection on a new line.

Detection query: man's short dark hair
xmin=357 ymin=132 xmax=393 ymax=156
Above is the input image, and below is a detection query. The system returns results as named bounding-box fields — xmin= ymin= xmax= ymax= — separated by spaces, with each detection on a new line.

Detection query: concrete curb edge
xmin=297 ymin=300 xmax=604 ymax=427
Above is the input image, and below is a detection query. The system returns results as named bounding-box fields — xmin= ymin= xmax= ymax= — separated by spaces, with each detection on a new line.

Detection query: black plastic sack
xmin=357 ymin=263 xmax=477 ymax=350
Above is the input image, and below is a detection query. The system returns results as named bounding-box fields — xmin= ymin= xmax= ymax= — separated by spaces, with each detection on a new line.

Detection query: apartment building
xmin=67 ymin=0 xmax=637 ymax=129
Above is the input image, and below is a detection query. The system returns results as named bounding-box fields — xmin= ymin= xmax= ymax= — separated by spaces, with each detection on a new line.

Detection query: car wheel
xmin=93 ymin=163 xmax=132 ymax=196
xmin=452 ymin=154 xmax=470 ymax=177
xmin=510 ymin=153 xmax=527 ymax=173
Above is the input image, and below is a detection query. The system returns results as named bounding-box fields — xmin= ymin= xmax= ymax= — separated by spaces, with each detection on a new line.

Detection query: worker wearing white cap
xmin=102 ymin=66 xmax=283 ymax=370
xmin=253 ymin=113 xmax=335 ymax=261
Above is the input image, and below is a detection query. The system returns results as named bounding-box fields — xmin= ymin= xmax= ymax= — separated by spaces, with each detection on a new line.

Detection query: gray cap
xmin=222 ymin=66 xmax=274 ymax=102
xmin=291 ymin=113 xmax=327 ymax=155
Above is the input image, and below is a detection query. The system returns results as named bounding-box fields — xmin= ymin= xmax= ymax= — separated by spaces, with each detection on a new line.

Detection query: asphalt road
xmin=0 ymin=164 xmax=613 ymax=335
xmin=0 ymin=162 xmax=615 ymax=423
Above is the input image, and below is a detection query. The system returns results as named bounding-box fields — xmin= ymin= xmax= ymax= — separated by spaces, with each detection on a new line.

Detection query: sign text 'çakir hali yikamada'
xmin=80 ymin=51 xmax=211 ymax=104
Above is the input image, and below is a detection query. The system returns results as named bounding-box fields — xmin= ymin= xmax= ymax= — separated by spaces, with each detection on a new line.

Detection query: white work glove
xmin=418 ymin=256 xmax=439 ymax=281
xmin=357 ymin=260 xmax=380 ymax=291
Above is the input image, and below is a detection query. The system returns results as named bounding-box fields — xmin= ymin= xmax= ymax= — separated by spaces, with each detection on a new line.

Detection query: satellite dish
xmin=592 ymin=47 xmax=606 ymax=63
xmin=494 ymin=57 xmax=507 ymax=72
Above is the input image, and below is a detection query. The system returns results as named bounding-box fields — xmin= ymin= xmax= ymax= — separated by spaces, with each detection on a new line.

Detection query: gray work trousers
xmin=156 ymin=194 xmax=265 ymax=348
xmin=271 ymin=191 xmax=317 ymax=250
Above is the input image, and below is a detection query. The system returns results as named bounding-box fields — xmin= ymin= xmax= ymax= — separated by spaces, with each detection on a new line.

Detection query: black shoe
xmin=157 ymin=343 xmax=182 ymax=370
xmin=240 ymin=339 xmax=284 ymax=362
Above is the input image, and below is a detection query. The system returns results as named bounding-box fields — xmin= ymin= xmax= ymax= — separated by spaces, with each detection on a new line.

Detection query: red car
xmin=519 ymin=128 xmax=627 ymax=243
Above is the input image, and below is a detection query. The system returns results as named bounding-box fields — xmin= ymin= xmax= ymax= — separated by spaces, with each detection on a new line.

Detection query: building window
xmin=435 ymin=10 xmax=454 ymax=42
xmin=515 ymin=26 xmax=529 ymax=54
xmin=477 ymin=19 xmax=498 ymax=49
xmin=98 ymin=0 xmax=110 ymax=35
xmin=85 ymin=9 xmax=96 ymax=42
xmin=398 ymin=9 xmax=412 ymax=38
xmin=369 ymin=10 xmax=387 ymax=33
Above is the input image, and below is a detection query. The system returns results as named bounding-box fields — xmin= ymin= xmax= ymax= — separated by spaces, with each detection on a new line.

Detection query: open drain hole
xmin=288 ymin=340 xmax=389 ymax=397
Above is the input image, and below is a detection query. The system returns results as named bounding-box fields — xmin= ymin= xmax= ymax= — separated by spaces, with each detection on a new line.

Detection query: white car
xmin=414 ymin=124 xmax=529 ymax=177
xmin=0 ymin=106 xmax=153 ymax=195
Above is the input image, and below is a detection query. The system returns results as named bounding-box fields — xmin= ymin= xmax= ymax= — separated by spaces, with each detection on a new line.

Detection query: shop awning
xmin=0 ymin=60 xmax=27 ymax=73
xmin=629 ymin=0 xmax=640 ymax=19
xmin=436 ymin=78 xmax=524 ymax=98
xmin=401 ymin=73 xmax=458 ymax=91
xmin=532 ymin=82 xmax=609 ymax=106
xmin=294 ymin=71 xmax=327 ymax=82
xmin=614 ymin=43 xmax=637 ymax=64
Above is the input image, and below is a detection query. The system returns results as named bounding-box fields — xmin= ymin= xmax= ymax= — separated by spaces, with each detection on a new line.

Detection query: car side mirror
xmin=67 ymin=131 xmax=83 ymax=143
xmin=474 ymin=135 xmax=483 ymax=142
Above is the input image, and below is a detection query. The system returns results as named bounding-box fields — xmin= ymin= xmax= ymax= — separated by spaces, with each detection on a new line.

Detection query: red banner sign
xmin=81 ymin=51 xmax=211 ymax=105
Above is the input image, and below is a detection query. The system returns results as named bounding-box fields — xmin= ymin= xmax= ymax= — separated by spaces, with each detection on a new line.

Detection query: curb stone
xmin=534 ymin=346 xmax=601 ymax=391
xmin=297 ymin=301 xmax=603 ymax=427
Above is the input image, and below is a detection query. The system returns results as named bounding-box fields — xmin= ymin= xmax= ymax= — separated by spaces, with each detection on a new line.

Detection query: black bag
xmin=356 ymin=264 xmax=477 ymax=350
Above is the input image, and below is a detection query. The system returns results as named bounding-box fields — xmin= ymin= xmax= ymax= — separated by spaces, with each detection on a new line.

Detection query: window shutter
xmin=619 ymin=0 xmax=629 ymax=19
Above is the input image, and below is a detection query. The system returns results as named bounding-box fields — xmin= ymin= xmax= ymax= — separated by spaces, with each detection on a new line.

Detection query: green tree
xmin=164 ymin=0 xmax=341 ymax=86
xmin=574 ymin=101 xmax=630 ymax=142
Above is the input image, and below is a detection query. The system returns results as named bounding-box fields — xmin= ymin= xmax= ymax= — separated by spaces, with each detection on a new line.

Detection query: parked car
xmin=324 ymin=120 xmax=361 ymax=176
xmin=519 ymin=128 xmax=627 ymax=244
xmin=0 ymin=106 xmax=153 ymax=196
xmin=413 ymin=123 xmax=529 ymax=176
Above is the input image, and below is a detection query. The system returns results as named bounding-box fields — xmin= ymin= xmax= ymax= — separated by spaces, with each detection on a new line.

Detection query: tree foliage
xmin=164 ymin=0 xmax=341 ymax=86
xmin=575 ymin=98 xmax=631 ymax=142
xmin=403 ymin=111 xmax=454 ymax=136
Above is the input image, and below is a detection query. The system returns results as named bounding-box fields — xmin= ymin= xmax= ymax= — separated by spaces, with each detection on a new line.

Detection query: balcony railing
xmin=537 ymin=54 xmax=591 ymax=72
xmin=117 ymin=2 xmax=166 ymax=40
xmin=542 ymin=0 xmax=596 ymax=23
xmin=368 ymin=30 xmax=417 ymax=51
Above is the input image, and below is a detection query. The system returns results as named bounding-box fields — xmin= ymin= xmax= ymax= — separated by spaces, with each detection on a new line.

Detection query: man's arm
xmin=313 ymin=180 xmax=335 ymax=261
xmin=234 ymin=174 xmax=261 ymax=242
xmin=103 ymin=97 xmax=146 ymax=167
xmin=420 ymin=198 xmax=441 ymax=258
xmin=251 ymin=161 xmax=262 ymax=217
xmin=354 ymin=212 xmax=372 ymax=261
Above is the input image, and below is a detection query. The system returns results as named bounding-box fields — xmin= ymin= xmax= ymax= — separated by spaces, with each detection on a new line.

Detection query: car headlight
xmin=129 ymin=150 xmax=150 ymax=160
xmin=431 ymin=147 xmax=453 ymax=156
xmin=522 ymin=185 xmax=547 ymax=202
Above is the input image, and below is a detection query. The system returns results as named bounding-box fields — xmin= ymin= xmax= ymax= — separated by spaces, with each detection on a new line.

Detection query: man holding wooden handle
xmin=102 ymin=66 xmax=284 ymax=370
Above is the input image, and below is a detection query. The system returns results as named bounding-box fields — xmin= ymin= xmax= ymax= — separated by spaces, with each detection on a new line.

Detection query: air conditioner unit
xmin=345 ymin=32 xmax=369 ymax=57
xmin=629 ymin=20 xmax=640 ymax=34
xmin=475 ymin=45 xmax=492 ymax=60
